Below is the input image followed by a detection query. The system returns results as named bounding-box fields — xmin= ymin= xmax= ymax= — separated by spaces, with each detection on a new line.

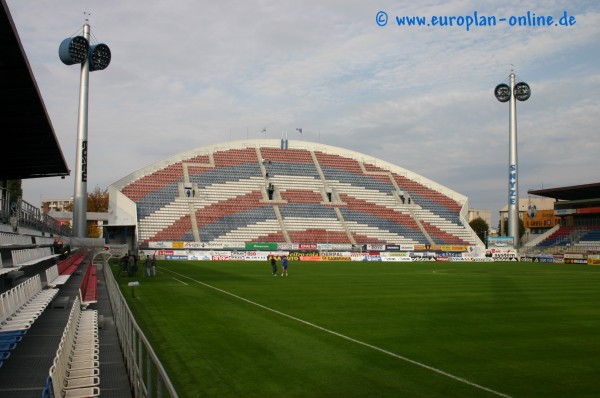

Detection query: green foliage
xmin=87 ymin=223 xmax=101 ymax=238
xmin=114 ymin=260 xmax=600 ymax=398
xmin=468 ymin=217 xmax=489 ymax=244
xmin=62 ymin=186 xmax=108 ymax=213
xmin=87 ymin=186 xmax=109 ymax=212
xmin=7 ymin=179 xmax=22 ymax=205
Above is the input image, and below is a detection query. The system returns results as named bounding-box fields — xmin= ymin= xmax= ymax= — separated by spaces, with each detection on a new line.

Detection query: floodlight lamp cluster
xmin=494 ymin=81 xmax=531 ymax=102
xmin=59 ymin=36 xmax=111 ymax=71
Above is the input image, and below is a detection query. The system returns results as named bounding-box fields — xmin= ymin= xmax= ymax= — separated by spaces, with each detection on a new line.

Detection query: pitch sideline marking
xmin=160 ymin=267 xmax=511 ymax=398
xmin=172 ymin=277 xmax=188 ymax=285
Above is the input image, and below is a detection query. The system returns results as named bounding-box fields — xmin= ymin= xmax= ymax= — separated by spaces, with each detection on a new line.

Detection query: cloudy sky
xmin=7 ymin=0 xmax=600 ymax=227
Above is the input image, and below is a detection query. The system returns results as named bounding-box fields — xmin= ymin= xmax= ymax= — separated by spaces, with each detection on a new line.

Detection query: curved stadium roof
xmin=112 ymin=139 xmax=466 ymax=202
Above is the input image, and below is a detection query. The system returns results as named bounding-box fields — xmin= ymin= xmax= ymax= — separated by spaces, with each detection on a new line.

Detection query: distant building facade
xmin=42 ymin=198 xmax=73 ymax=213
xmin=46 ymin=211 xmax=108 ymax=238
xmin=499 ymin=197 xmax=560 ymax=242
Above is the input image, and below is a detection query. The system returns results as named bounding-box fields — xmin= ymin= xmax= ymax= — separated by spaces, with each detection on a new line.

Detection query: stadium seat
xmin=119 ymin=142 xmax=478 ymax=247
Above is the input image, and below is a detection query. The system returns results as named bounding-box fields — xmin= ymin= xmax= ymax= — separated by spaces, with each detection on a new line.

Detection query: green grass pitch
xmin=113 ymin=260 xmax=600 ymax=398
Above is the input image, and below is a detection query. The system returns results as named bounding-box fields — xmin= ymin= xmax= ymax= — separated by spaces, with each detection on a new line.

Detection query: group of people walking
xmin=269 ymin=255 xmax=288 ymax=276
xmin=120 ymin=253 xmax=156 ymax=277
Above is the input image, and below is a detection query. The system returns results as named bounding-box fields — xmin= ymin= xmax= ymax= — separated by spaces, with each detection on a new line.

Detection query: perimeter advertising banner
xmin=487 ymin=236 xmax=515 ymax=250
xmin=149 ymin=241 xmax=471 ymax=255
xmin=409 ymin=252 xmax=437 ymax=261
xmin=184 ymin=242 xmax=230 ymax=249
xmin=349 ymin=252 xmax=382 ymax=261
xmin=413 ymin=244 xmax=468 ymax=252
xmin=245 ymin=243 xmax=278 ymax=250
xmin=521 ymin=255 xmax=554 ymax=263
xmin=149 ymin=241 xmax=242 ymax=250
xmin=563 ymin=253 xmax=587 ymax=264
xmin=380 ymin=252 xmax=413 ymax=262
xmin=322 ymin=254 xmax=353 ymax=261
xmin=287 ymin=251 xmax=319 ymax=261
xmin=488 ymin=251 xmax=519 ymax=261
xmin=146 ymin=247 xmax=529 ymax=262
xmin=186 ymin=251 xmax=287 ymax=261
xmin=588 ymin=255 xmax=600 ymax=265
xmin=149 ymin=241 xmax=173 ymax=249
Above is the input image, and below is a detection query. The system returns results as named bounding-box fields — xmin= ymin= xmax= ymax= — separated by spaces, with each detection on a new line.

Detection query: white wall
xmin=108 ymin=185 xmax=138 ymax=227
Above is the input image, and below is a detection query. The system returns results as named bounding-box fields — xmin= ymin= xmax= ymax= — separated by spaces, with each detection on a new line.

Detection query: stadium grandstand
xmin=6 ymin=0 xmax=598 ymax=392
xmin=1 ymin=2 xmax=140 ymax=396
xmin=524 ymin=182 xmax=600 ymax=254
xmin=108 ymin=139 xmax=482 ymax=251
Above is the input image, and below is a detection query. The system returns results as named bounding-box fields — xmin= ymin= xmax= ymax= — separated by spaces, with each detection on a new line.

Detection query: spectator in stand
xmin=52 ymin=237 xmax=63 ymax=255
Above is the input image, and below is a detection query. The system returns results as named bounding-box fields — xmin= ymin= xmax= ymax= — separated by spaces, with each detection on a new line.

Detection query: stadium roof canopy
xmin=0 ymin=0 xmax=69 ymax=181
xmin=528 ymin=182 xmax=600 ymax=201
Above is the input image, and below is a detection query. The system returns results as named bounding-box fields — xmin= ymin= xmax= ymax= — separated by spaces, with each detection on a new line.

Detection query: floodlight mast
xmin=72 ymin=22 xmax=91 ymax=238
xmin=61 ymin=19 xmax=111 ymax=238
xmin=495 ymin=71 xmax=530 ymax=248
xmin=507 ymin=72 xmax=519 ymax=247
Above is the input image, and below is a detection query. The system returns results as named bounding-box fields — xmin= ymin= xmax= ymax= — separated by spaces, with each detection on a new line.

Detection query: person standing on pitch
xmin=281 ymin=256 xmax=288 ymax=276
xmin=270 ymin=255 xmax=277 ymax=276
xmin=128 ymin=253 xmax=136 ymax=276
xmin=145 ymin=255 xmax=152 ymax=277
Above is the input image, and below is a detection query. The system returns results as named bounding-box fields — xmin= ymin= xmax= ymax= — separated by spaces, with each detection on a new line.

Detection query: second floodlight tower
xmin=494 ymin=72 xmax=531 ymax=248
xmin=59 ymin=20 xmax=111 ymax=237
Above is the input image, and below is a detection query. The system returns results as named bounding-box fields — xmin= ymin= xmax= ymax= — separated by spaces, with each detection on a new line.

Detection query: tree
xmin=469 ymin=217 xmax=489 ymax=244
xmin=63 ymin=186 xmax=108 ymax=212
xmin=7 ymin=180 xmax=22 ymax=206
xmin=87 ymin=223 xmax=101 ymax=238
xmin=87 ymin=186 xmax=109 ymax=212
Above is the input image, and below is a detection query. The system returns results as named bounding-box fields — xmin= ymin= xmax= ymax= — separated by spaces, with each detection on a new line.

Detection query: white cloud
xmin=8 ymin=0 xmax=600 ymax=226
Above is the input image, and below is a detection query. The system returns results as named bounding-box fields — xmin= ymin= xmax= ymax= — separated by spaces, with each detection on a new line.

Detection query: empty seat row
xmin=0 ymin=275 xmax=58 ymax=332
xmin=11 ymin=247 xmax=59 ymax=267
xmin=0 ymin=232 xmax=33 ymax=246
xmin=43 ymin=296 xmax=100 ymax=398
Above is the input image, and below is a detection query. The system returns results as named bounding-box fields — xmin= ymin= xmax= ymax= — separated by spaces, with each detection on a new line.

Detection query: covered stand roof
xmin=0 ymin=0 xmax=69 ymax=180
xmin=528 ymin=182 xmax=600 ymax=201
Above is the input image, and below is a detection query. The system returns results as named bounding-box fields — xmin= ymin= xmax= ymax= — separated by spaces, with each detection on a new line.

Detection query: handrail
xmin=103 ymin=253 xmax=179 ymax=398
xmin=0 ymin=190 xmax=71 ymax=236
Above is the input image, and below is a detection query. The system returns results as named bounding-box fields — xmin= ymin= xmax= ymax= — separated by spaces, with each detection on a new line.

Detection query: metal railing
xmin=0 ymin=187 xmax=9 ymax=224
xmin=103 ymin=253 xmax=178 ymax=398
xmin=0 ymin=189 xmax=70 ymax=236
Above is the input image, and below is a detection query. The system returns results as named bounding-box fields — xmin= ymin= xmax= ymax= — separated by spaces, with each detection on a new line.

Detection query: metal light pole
xmin=495 ymin=72 xmax=531 ymax=248
xmin=72 ymin=23 xmax=91 ymax=238
xmin=60 ymin=19 xmax=111 ymax=237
